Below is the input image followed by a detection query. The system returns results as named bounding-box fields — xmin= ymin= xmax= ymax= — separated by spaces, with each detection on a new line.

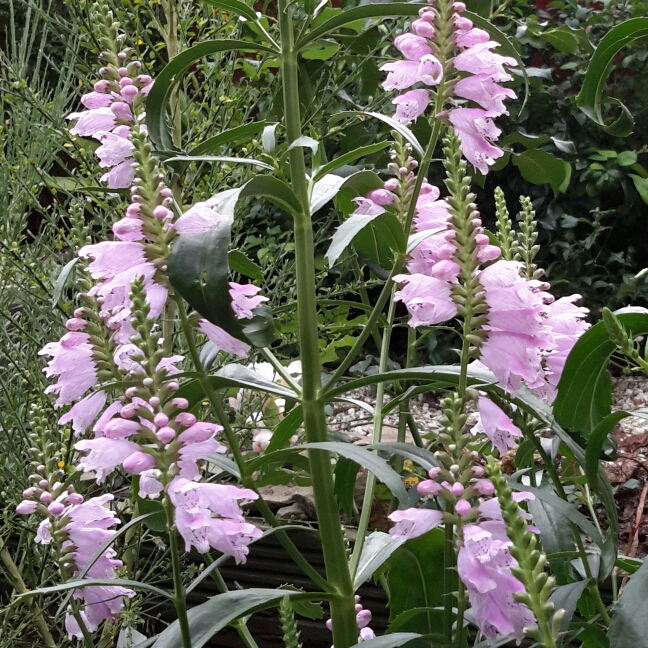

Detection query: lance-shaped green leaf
xmin=202 ymin=0 xmax=258 ymax=21
xmin=369 ymin=443 xmax=439 ymax=473
xmin=162 ymin=155 xmax=273 ymax=170
xmin=297 ymin=3 xmax=426 ymax=49
xmin=313 ymin=142 xmax=391 ymax=182
xmin=239 ymin=175 xmax=302 ymax=216
xmin=549 ymin=581 xmax=588 ymax=632
xmin=576 ymin=18 xmax=648 ymax=136
xmin=354 ymin=211 xmax=407 ymax=269
xmin=248 ymin=442 xmax=409 ymax=504
xmin=554 ymin=307 xmax=648 ymax=433
xmin=20 ymin=578 xmax=171 ymax=602
xmin=349 ymin=634 xmax=422 ymax=648
xmin=167 ymin=219 xmax=275 ymax=346
xmin=311 ymin=170 xmax=382 ymax=215
xmin=188 ymin=122 xmax=267 ymax=156
xmin=326 ymin=212 xmax=384 ymax=267
xmin=228 ymin=249 xmax=264 ymax=282
xmin=331 ymin=111 xmax=424 ymax=157
xmin=52 ymin=258 xmax=78 ymax=306
xmin=585 ymin=411 xmax=628 ymax=490
xmin=265 ymin=406 xmax=304 ymax=453
xmin=151 ymin=589 xmax=331 ymax=648
xmin=354 ymin=531 xmax=406 ymax=589
xmin=608 ymin=557 xmax=648 ymax=647
xmin=146 ymin=40 xmax=275 ymax=151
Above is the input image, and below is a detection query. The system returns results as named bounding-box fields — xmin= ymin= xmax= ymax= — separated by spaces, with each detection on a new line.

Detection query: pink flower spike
xmin=472 ymin=396 xmax=522 ymax=455
xmin=75 ymin=438 xmax=141 ymax=483
xmin=412 ymin=18 xmax=435 ymax=39
xmin=388 ymin=508 xmax=444 ymax=540
xmin=229 ymin=282 xmax=268 ymax=320
xmin=366 ymin=188 xmax=395 ymax=206
xmin=392 ymin=89 xmax=430 ymax=124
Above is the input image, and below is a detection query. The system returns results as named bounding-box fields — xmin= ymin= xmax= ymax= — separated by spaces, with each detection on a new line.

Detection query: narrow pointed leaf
xmin=228 ymin=249 xmax=264 ymax=282
xmin=239 ymin=175 xmax=302 ymax=216
xmin=202 ymin=0 xmax=258 ymax=21
xmin=608 ymin=557 xmax=648 ymax=647
xmin=189 ymin=122 xmax=267 ymax=156
xmin=313 ymin=142 xmax=391 ymax=182
xmin=326 ymin=212 xmax=383 ymax=266
xmin=576 ymin=18 xmax=648 ymax=136
xmin=354 ymin=532 xmax=406 ymax=589
xmin=584 ymin=411 xmax=628 ymax=490
xmin=311 ymin=170 xmax=381 ymax=215
xmin=349 ymin=634 xmax=422 ymax=648
xmin=52 ymin=258 xmax=79 ymax=306
xmin=265 ymin=405 xmax=304 ymax=453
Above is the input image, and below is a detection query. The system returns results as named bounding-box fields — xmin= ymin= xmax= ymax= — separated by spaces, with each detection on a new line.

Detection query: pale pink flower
xmin=58 ymin=391 xmax=107 ymax=436
xmin=454 ymin=27 xmax=491 ymax=49
xmin=458 ymin=523 xmax=536 ymax=644
xmin=392 ymin=89 xmax=430 ymax=124
xmin=229 ymin=282 xmax=268 ymax=320
xmin=75 ymin=437 xmax=141 ymax=483
xmin=393 ymin=274 xmax=458 ymax=326
xmin=453 ymin=42 xmax=516 ymax=82
xmin=198 ymin=319 xmax=251 ymax=358
xmin=394 ymin=33 xmax=433 ymax=60
xmin=381 ymin=55 xmax=443 ymax=90
xmin=388 ymin=508 xmax=444 ymax=540
xmin=79 ymin=241 xmax=147 ymax=280
xmin=173 ymin=202 xmax=225 ymax=234
xmin=454 ymin=74 xmax=517 ymax=115
xmin=68 ymin=107 xmax=116 ymax=137
xmin=80 ymin=91 xmax=113 ymax=109
xmin=95 ymin=131 xmax=133 ymax=168
xmin=39 ymin=332 xmax=98 ymax=407
xmin=471 ymin=396 xmax=522 ymax=455
xmin=113 ymin=217 xmax=144 ymax=242
xmin=447 ymin=108 xmax=504 ymax=175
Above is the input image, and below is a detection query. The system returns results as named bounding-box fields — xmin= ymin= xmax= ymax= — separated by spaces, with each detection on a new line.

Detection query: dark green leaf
xmin=334 ymin=456 xmax=360 ymax=516
xmin=630 ymin=174 xmax=648 ymax=204
xmin=616 ymin=556 xmax=643 ymax=575
xmin=313 ymin=142 xmax=391 ymax=182
xmin=189 ymin=122 xmax=267 ymax=156
xmin=302 ymin=39 xmax=340 ymax=60
xmin=297 ymin=4 xmax=426 ymax=49
xmin=167 ymin=219 xmax=274 ymax=346
xmin=326 ymin=212 xmax=383 ymax=267
xmin=527 ymin=484 xmax=575 ymax=556
xmin=349 ymin=634 xmax=422 ymax=648
xmin=387 ymin=608 xmax=445 ymax=639
xmin=265 ymin=406 xmax=303 ymax=453
xmin=311 ymin=170 xmax=382 ymax=215
xmin=354 ymin=532 xmax=406 ymax=589
xmin=512 ymin=149 xmax=571 ymax=193
xmin=543 ymin=27 xmax=580 ymax=53
xmin=213 ymin=364 xmax=298 ymax=398
xmin=608 ymin=557 xmax=648 ymax=647
xmin=585 ymin=411 xmax=629 ymax=490
xmin=369 ymin=443 xmax=439 ymax=473
xmin=52 ymin=258 xmax=78 ymax=306
xmin=248 ymin=442 xmax=409 ymax=504
xmin=203 ymin=0 xmax=258 ymax=21
xmin=514 ymin=439 xmax=536 ymax=469
xmin=151 ymin=589 xmax=329 ymax=648
xmin=146 ymin=40 xmax=275 ymax=151
xmin=549 ymin=580 xmax=588 ymax=631
xmin=353 ymin=211 xmax=406 ymax=269
xmin=554 ymin=308 xmax=648 ymax=433
xmin=576 ymin=18 xmax=648 ymax=136
xmin=239 ymin=175 xmax=302 ymax=216
xmin=228 ymin=249 xmax=264 ymax=282
xmin=386 ymin=530 xmax=445 ymax=623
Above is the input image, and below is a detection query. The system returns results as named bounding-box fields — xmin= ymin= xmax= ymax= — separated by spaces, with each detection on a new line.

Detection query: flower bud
xmin=455 ymin=499 xmax=471 ymax=516
xmin=22 ymin=487 xmax=37 ymax=499
xmin=39 ymin=492 xmax=52 ymax=503
xmin=175 ymin=412 xmax=197 ymax=428
xmin=123 ymin=452 xmax=157 ymax=474
xmin=451 ymin=482 xmax=465 ymax=497
xmin=171 ymin=398 xmax=189 ymax=410
xmin=48 ymin=502 xmax=65 ymax=516
xmin=65 ymin=493 xmax=84 ymax=505
xmin=153 ymin=413 xmax=169 ymax=428
xmin=16 ymin=500 xmax=39 ymax=514
xmin=356 ymin=609 xmax=372 ymax=629
xmin=157 ymin=426 xmax=176 ymax=443
xmin=474 ymin=479 xmax=495 ymax=496
xmin=149 ymin=396 xmax=161 ymax=408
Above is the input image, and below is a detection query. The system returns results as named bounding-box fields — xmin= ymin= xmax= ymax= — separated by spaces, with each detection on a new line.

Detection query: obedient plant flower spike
xmin=486 ymin=457 xmax=563 ymax=648
xmin=494 ymin=187 xmax=517 ymax=260
xmin=442 ymin=132 xmax=490 ymax=359
xmin=92 ymin=0 xmax=125 ymax=61
xmin=602 ymin=307 xmax=648 ymax=372
xmin=515 ymin=196 xmax=541 ymax=280
xmin=279 ymin=596 xmax=302 ymax=648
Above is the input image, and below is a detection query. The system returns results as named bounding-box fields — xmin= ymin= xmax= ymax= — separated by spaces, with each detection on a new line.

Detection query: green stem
xmin=529 ymin=434 xmax=610 ymax=626
xmin=443 ymin=522 xmax=455 ymax=643
xmin=455 ymin=579 xmax=466 ymax=648
xmin=163 ymin=495 xmax=192 ymax=648
xmin=204 ymin=556 xmax=260 ymax=648
xmin=349 ymin=291 xmax=397 ymax=576
xmin=278 ymin=3 xmax=357 ymax=645
xmin=259 ymin=347 xmax=302 ymax=394
xmin=0 ymin=548 xmax=56 ymax=648
xmin=175 ymin=296 xmax=332 ymax=592
xmin=72 ymin=606 xmax=96 ymax=648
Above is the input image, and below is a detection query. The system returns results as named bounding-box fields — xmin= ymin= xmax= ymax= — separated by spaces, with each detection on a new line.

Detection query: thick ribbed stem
xmin=279 ymin=4 xmax=357 ymax=645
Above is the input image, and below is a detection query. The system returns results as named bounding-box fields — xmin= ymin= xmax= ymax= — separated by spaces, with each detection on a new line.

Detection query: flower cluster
xmin=16 ymin=408 xmax=134 ymax=639
xmin=326 ymin=598 xmax=375 ymax=644
xmin=381 ymin=0 xmax=517 ymax=173
xmin=67 ymin=4 xmax=152 ymax=188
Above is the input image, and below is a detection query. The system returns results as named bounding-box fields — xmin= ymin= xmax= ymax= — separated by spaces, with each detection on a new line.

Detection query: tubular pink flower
xmin=198 ymin=319 xmax=251 ymax=358
xmin=392 ymin=89 xmax=430 ymax=124
xmin=447 ymin=108 xmax=504 ymax=175
xmin=68 ymin=107 xmax=117 ymax=137
xmin=458 ymin=523 xmax=536 ymax=644
xmin=454 ymin=74 xmax=517 ymax=116
xmin=394 ymin=33 xmax=433 ymax=60
xmin=58 ymin=391 xmax=108 ymax=436
xmin=39 ymin=332 xmax=98 ymax=407
xmin=453 ymin=42 xmax=516 ymax=82
xmin=380 ymin=55 xmax=443 ymax=90
xmin=393 ymin=274 xmax=458 ymax=326
xmin=75 ymin=438 xmax=141 ymax=483
xmin=471 ymin=396 xmax=522 ymax=455
xmin=229 ymin=282 xmax=268 ymax=320
xmin=173 ymin=201 xmax=225 ymax=234
xmin=388 ymin=508 xmax=445 ymax=540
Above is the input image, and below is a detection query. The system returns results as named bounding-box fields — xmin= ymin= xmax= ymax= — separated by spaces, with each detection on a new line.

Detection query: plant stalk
xmin=163 ymin=495 xmax=193 ymax=648
xmin=278 ymin=2 xmax=357 ymax=645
